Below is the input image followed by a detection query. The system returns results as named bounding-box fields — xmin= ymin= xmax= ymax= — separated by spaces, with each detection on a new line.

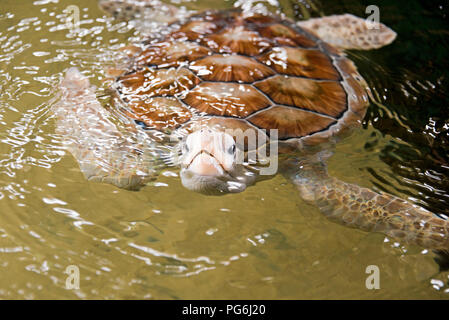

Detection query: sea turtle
xmin=54 ymin=0 xmax=449 ymax=251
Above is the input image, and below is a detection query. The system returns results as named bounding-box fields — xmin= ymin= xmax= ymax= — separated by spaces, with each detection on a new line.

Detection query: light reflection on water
xmin=0 ymin=0 xmax=447 ymax=299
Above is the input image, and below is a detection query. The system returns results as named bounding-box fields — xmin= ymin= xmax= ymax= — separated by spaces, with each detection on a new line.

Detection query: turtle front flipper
xmin=297 ymin=14 xmax=396 ymax=50
xmin=54 ymin=68 xmax=158 ymax=190
xmin=99 ymin=0 xmax=181 ymax=24
xmin=288 ymin=158 xmax=449 ymax=251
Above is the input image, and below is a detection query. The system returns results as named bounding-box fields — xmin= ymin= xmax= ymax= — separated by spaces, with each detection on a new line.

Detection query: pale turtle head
xmin=179 ymin=128 xmax=256 ymax=195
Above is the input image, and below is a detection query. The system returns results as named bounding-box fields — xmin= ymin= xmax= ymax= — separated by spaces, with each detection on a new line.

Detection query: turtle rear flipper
xmin=298 ymin=14 xmax=397 ymax=50
xmin=55 ymin=68 xmax=158 ymax=190
xmin=289 ymin=158 xmax=449 ymax=251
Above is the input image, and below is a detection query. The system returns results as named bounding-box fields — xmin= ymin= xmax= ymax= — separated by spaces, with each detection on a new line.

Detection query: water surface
xmin=0 ymin=0 xmax=448 ymax=299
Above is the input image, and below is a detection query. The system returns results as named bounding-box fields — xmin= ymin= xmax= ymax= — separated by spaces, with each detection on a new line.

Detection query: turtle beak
xmin=188 ymin=151 xmax=224 ymax=176
xmin=179 ymin=129 xmax=248 ymax=195
xmin=181 ymin=128 xmax=235 ymax=176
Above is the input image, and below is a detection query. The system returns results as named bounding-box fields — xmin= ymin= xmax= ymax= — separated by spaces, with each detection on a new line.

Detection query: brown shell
xmin=113 ymin=9 xmax=369 ymax=149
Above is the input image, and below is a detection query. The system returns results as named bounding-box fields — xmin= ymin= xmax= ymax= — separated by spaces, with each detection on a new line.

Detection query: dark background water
xmin=297 ymin=0 xmax=449 ymax=217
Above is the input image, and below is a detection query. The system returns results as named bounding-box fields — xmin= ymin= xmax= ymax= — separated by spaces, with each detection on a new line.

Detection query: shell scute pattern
xmin=256 ymin=23 xmax=318 ymax=48
xmin=257 ymin=47 xmax=341 ymax=80
xmin=125 ymin=97 xmax=192 ymax=132
xmin=190 ymin=54 xmax=275 ymax=82
xmin=114 ymin=9 xmax=369 ymax=143
xmin=118 ymin=67 xmax=200 ymax=97
xmin=184 ymin=82 xmax=271 ymax=117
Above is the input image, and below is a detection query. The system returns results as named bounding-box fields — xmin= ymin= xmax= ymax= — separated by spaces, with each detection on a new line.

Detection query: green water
xmin=0 ymin=0 xmax=448 ymax=299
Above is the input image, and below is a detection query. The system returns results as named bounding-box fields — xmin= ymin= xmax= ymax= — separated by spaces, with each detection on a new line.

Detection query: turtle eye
xmin=227 ymin=144 xmax=236 ymax=155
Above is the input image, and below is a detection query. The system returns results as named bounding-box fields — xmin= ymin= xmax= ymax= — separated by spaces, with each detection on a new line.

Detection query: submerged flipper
xmin=54 ymin=68 xmax=158 ymax=190
xmin=290 ymin=159 xmax=449 ymax=251
xmin=297 ymin=14 xmax=397 ymax=50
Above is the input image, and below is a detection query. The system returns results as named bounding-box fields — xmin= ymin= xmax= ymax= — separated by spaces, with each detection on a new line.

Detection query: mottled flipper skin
xmin=55 ymin=68 xmax=157 ymax=190
xmin=290 ymin=160 xmax=449 ymax=251
xmin=297 ymin=14 xmax=397 ymax=50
